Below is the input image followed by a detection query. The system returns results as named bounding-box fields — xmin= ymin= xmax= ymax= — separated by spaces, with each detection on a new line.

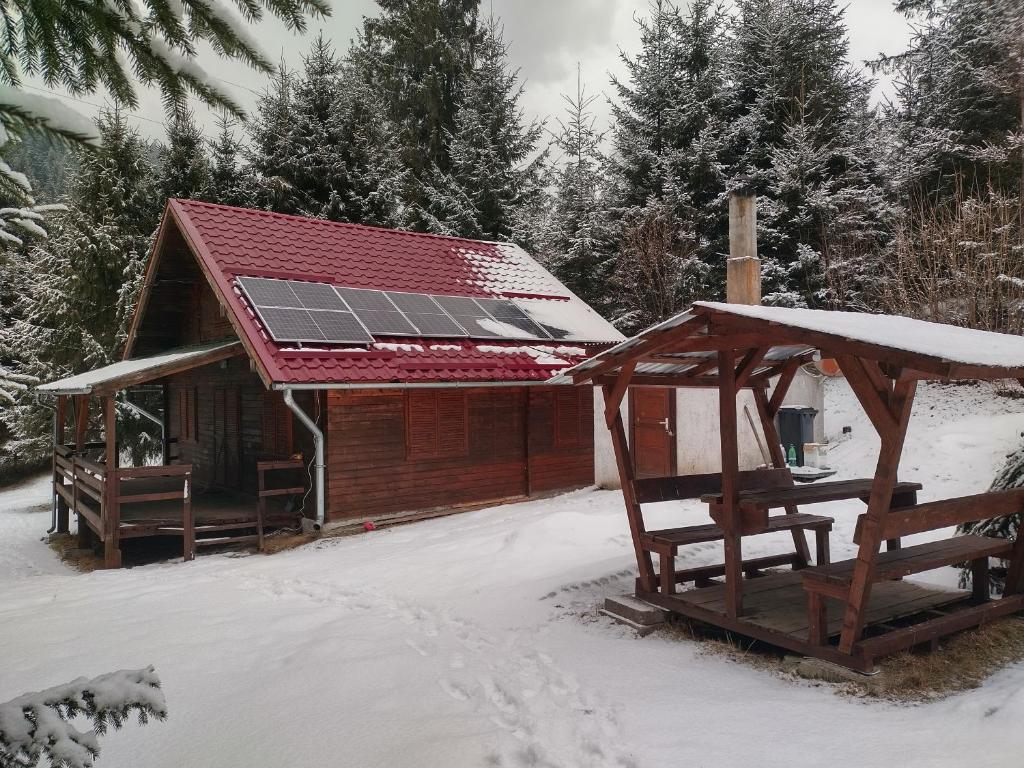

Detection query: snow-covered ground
xmin=3 ymin=380 xmax=1024 ymax=767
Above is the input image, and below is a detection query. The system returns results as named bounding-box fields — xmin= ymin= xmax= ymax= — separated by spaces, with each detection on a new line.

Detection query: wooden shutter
xmin=178 ymin=387 xmax=198 ymax=442
xmin=407 ymin=390 xmax=468 ymax=459
xmin=554 ymin=388 xmax=581 ymax=448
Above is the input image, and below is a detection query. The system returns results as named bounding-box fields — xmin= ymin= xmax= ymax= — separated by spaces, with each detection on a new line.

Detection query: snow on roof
xmin=696 ymin=302 xmax=1024 ymax=371
xmin=36 ymin=341 xmax=241 ymax=395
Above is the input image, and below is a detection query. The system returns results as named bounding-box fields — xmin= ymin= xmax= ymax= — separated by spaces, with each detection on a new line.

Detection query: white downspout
xmin=282 ymin=388 xmax=325 ymax=531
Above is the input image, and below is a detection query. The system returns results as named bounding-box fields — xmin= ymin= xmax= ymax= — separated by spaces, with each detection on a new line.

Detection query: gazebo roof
xmin=564 ymin=302 xmax=1024 ymax=386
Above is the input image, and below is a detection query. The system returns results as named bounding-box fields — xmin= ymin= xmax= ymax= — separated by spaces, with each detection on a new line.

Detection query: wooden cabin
xmin=37 ymin=200 xmax=623 ymax=567
xmin=567 ymin=301 xmax=1024 ymax=672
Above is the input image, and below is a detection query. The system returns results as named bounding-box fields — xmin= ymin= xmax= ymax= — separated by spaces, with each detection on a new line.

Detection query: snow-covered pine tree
xmin=879 ymin=0 xmax=1023 ymax=203
xmin=247 ymin=63 xmax=303 ymax=214
xmin=0 ymin=666 xmax=166 ymax=768
xmin=722 ymin=0 xmax=889 ymax=307
xmin=246 ymin=38 xmax=406 ymax=226
xmin=204 ymin=114 xmax=256 ymax=208
xmin=539 ymin=70 xmax=616 ymax=313
xmin=415 ymin=19 xmax=546 ymax=246
xmin=0 ymin=0 xmax=329 ymax=143
xmin=157 ymin=109 xmax=211 ymax=203
xmin=604 ymin=0 xmax=729 ymax=325
xmin=358 ymin=0 xmax=482 ymax=192
xmin=1 ymin=110 xmax=161 ymax=474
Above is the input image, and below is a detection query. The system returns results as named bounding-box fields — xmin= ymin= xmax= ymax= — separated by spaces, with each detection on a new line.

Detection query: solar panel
xmin=432 ymin=295 xmax=503 ymax=338
xmin=238 ymin=277 xmax=373 ymax=344
xmin=237 ymin=276 xmax=300 ymax=308
xmin=336 ymin=287 xmax=420 ymax=335
xmin=386 ymin=291 xmax=468 ymax=337
xmin=475 ymin=298 xmax=551 ymax=339
xmin=290 ymin=281 xmax=348 ymax=311
xmin=257 ymin=307 xmax=327 ymax=342
xmin=308 ymin=310 xmax=374 ymax=342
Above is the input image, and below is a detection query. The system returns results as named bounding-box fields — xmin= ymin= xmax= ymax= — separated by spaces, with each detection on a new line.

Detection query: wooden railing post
xmin=183 ymin=468 xmax=194 ymax=561
xmin=102 ymin=395 xmax=121 ymax=569
xmin=54 ymin=396 xmax=69 ymax=533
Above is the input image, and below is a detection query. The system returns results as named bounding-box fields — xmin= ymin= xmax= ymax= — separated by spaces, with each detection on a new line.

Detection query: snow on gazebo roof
xmin=564 ymin=302 xmax=1024 ymax=386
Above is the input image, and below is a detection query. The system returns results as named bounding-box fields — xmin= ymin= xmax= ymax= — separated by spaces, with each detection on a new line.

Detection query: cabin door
xmin=630 ymin=388 xmax=676 ymax=479
xmin=213 ymin=387 xmax=242 ymax=488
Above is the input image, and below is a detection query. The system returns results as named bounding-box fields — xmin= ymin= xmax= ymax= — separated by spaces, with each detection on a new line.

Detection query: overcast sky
xmin=32 ymin=0 xmax=914 ymax=144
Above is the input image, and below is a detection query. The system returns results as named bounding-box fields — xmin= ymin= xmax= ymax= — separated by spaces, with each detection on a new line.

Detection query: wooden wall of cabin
xmin=324 ymin=386 xmax=594 ymax=521
xmin=163 ymin=357 xmax=316 ymax=496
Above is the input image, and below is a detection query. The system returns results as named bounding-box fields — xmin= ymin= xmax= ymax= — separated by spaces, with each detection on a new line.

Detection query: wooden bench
xmin=633 ymin=468 xmax=830 ymax=594
xmin=801 ymin=489 xmax=1024 ymax=647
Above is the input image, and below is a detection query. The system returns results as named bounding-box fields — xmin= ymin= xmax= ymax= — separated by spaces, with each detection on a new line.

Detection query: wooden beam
xmin=836 ymin=355 xmax=898 ymax=437
xmin=767 ymin=356 xmax=802 ymax=416
xmin=573 ymin=313 xmax=709 ymax=383
xmin=603 ymin=360 xmax=636 ymax=429
xmin=837 ymin=378 xmax=917 ymax=655
xmin=602 ymin=385 xmax=657 ymax=593
xmin=718 ymin=349 xmax=743 ymax=618
xmin=735 ymin=347 xmax=769 ymax=390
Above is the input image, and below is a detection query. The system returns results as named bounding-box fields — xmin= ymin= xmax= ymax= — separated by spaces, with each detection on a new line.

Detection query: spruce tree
xmin=416 ymin=19 xmax=545 ymax=244
xmin=157 ymin=109 xmax=211 ymax=202
xmin=540 ymin=71 xmax=614 ymax=311
xmin=1 ymin=109 xmax=160 ymax=472
xmin=722 ymin=0 xmax=889 ymax=307
xmin=359 ymin=0 xmax=482 ymax=190
xmin=204 ymin=114 xmax=255 ymax=208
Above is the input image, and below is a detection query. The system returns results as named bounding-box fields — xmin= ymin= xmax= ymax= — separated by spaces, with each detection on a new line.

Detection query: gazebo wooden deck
xmin=567 ymin=301 xmax=1024 ymax=672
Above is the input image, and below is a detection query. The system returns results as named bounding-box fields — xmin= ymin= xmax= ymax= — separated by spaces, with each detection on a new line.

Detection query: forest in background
xmin=0 ymin=0 xmax=1021 ymax=480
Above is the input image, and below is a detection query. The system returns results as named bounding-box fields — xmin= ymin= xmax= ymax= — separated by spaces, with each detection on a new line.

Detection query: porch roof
xmin=36 ymin=341 xmax=243 ymax=396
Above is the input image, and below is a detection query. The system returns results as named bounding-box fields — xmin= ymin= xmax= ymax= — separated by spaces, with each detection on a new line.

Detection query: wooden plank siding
xmin=325 ymin=386 xmax=594 ymax=521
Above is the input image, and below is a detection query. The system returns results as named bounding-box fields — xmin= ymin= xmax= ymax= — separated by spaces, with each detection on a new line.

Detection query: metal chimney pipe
xmin=727 ymin=192 xmax=761 ymax=305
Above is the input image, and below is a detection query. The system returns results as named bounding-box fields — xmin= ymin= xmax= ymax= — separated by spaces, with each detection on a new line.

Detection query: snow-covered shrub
xmin=960 ymin=439 xmax=1024 ymax=593
xmin=0 ymin=667 xmax=166 ymax=768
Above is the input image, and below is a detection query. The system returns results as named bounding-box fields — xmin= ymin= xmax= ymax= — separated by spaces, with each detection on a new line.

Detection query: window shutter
xmin=407 ymin=391 xmax=467 ymax=459
xmin=407 ymin=391 xmax=440 ymax=458
xmin=262 ymin=391 xmax=293 ymax=456
xmin=436 ymin=392 xmax=468 ymax=456
xmin=555 ymin=388 xmax=581 ymax=447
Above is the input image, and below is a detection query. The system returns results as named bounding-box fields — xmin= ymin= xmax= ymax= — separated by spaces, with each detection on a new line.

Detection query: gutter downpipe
xmin=282 ymin=388 xmax=325 ymax=532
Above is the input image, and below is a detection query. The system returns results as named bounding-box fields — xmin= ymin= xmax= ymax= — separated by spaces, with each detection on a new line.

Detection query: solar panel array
xmin=236 ymin=276 xmax=560 ymax=345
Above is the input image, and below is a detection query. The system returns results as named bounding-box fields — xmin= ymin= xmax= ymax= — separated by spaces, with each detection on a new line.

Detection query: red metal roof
xmin=165 ymin=200 xmax=622 ymax=386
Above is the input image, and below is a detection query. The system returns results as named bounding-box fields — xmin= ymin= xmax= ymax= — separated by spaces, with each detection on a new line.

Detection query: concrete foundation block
xmin=601 ymin=594 xmax=668 ymax=635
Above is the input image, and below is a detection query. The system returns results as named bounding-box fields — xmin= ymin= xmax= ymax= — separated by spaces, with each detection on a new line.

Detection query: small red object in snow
xmin=363 ymin=522 xmax=376 ymax=531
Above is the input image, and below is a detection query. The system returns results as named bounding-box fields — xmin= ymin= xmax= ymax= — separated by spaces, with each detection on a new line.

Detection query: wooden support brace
xmin=102 ymin=396 xmax=122 ymax=569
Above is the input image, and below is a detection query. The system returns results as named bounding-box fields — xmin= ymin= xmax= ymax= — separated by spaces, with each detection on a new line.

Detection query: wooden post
xmin=102 ymin=395 xmax=121 ymax=569
xmin=719 ymin=349 xmax=743 ymax=617
xmin=837 ymin=378 xmax=917 ymax=654
xmin=74 ymin=396 xmax=91 ymax=549
xmin=183 ymin=468 xmax=194 ymax=561
xmin=54 ymin=395 xmax=69 ymax=533
xmin=727 ymin=192 xmax=761 ymax=306
xmin=602 ymin=383 xmax=657 ymax=593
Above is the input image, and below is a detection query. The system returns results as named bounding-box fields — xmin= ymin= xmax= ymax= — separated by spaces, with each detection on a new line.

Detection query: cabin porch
xmin=41 ymin=342 xmax=309 ymax=568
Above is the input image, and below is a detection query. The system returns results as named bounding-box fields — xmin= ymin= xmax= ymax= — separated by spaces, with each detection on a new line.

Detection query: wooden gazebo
xmin=567 ymin=301 xmax=1024 ymax=672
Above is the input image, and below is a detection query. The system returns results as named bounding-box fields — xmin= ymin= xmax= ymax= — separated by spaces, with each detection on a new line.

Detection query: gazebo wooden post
xmin=718 ymin=349 xmax=743 ymax=617
xmin=836 ymin=368 xmax=917 ymax=654
xmin=54 ymin=395 xmax=68 ymax=533
xmin=602 ymin=362 xmax=657 ymax=594
xmin=102 ymin=395 xmax=121 ymax=569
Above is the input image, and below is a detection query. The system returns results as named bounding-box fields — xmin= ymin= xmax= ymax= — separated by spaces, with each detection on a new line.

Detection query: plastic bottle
xmin=787 ymin=444 xmax=797 ymax=466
